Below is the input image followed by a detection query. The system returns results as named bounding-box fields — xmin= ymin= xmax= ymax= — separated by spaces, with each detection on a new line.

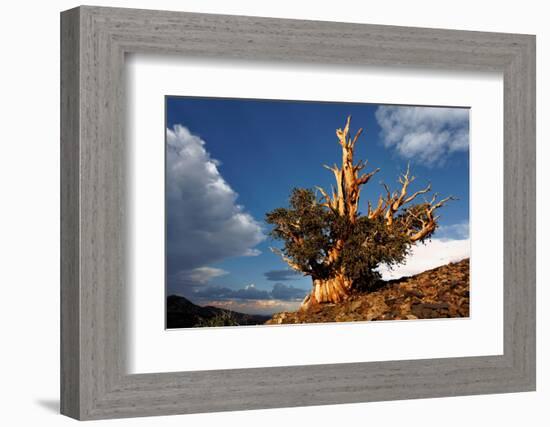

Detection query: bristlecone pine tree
xmin=266 ymin=116 xmax=455 ymax=311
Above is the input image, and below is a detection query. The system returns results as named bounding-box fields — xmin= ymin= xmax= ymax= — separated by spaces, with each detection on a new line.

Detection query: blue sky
xmin=165 ymin=96 xmax=470 ymax=315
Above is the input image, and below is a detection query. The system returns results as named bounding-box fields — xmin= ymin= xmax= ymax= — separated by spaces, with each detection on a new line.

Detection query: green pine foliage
xmin=266 ymin=187 xmax=425 ymax=290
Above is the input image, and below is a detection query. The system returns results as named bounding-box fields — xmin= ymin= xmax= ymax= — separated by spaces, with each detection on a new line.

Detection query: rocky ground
xmin=266 ymin=258 xmax=470 ymax=325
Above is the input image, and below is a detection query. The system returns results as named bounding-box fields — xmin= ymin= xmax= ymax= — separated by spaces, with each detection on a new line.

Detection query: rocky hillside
xmin=167 ymin=295 xmax=271 ymax=328
xmin=267 ymin=258 xmax=470 ymax=325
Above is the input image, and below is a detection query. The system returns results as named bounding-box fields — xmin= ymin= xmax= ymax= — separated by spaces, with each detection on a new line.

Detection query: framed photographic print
xmin=164 ymin=97 xmax=471 ymax=328
xmin=61 ymin=6 xmax=536 ymax=420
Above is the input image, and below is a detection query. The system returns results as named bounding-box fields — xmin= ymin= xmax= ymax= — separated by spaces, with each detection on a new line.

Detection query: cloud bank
xmin=271 ymin=283 xmax=308 ymax=300
xmin=203 ymin=299 xmax=302 ymax=316
xmin=375 ymin=106 xmax=469 ymax=166
xmin=175 ymin=267 xmax=229 ymax=285
xmin=193 ymin=282 xmax=308 ymax=302
xmin=263 ymin=269 xmax=302 ymax=281
xmin=436 ymin=221 xmax=469 ymax=241
xmin=166 ymin=125 xmax=265 ymax=283
xmin=377 ymin=237 xmax=470 ymax=280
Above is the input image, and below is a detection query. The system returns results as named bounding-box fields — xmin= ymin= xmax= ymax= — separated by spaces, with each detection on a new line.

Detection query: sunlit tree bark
xmin=267 ymin=116 xmax=455 ymax=310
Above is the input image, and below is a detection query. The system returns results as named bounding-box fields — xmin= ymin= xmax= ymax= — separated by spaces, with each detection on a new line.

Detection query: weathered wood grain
xmin=60 ymin=7 xmax=80 ymax=419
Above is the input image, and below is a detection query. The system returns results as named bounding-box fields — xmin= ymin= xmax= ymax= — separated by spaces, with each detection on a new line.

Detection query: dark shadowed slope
xmin=166 ymin=295 xmax=271 ymax=328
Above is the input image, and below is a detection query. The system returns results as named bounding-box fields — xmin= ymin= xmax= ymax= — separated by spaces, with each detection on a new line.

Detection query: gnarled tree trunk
xmin=275 ymin=116 xmax=454 ymax=311
xmin=300 ymin=117 xmax=376 ymax=310
xmin=301 ymin=271 xmax=353 ymax=311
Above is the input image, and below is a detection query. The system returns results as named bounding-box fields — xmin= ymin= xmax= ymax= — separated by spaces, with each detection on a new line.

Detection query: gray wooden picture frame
xmin=60 ymin=5 xmax=536 ymax=421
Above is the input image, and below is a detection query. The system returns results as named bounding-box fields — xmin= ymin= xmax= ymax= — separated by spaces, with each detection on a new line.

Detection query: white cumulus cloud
xmin=378 ymin=238 xmax=470 ymax=280
xmin=176 ymin=267 xmax=229 ymax=285
xmin=375 ymin=106 xmax=469 ymax=166
xmin=166 ymin=125 xmax=265 ymax=283
xmin=436 ymin=221 xmax=469 ymax=241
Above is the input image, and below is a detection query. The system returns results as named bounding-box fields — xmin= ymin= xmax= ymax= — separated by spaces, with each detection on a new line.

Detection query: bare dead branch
xmin=336 ymin=115 xmax=352 ymax=147
xmin=409 ymin=194 xmax=457 ymax=242
xmin=404 ymin=183 xmax=432 ymax=204
xmin=367 ymin=195 xmax=386 ymax=219
xmin=356 ymin=168 xmax=380 ymax=186
xmin=270 ymin=247 xmax=306 ymax=273
xmin=350 ymin=127 xmax=363 ymax=148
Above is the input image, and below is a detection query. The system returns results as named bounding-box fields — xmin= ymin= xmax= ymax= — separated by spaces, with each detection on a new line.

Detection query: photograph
xmin=165 ymin=97 xmax=471 ymax=328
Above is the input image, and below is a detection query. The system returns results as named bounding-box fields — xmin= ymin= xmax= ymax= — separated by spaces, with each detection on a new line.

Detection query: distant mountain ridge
xmin=168 ymin=259 xmax=469 ymax=328
xmin=166 ymin=295 xmax=271 ymax=329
